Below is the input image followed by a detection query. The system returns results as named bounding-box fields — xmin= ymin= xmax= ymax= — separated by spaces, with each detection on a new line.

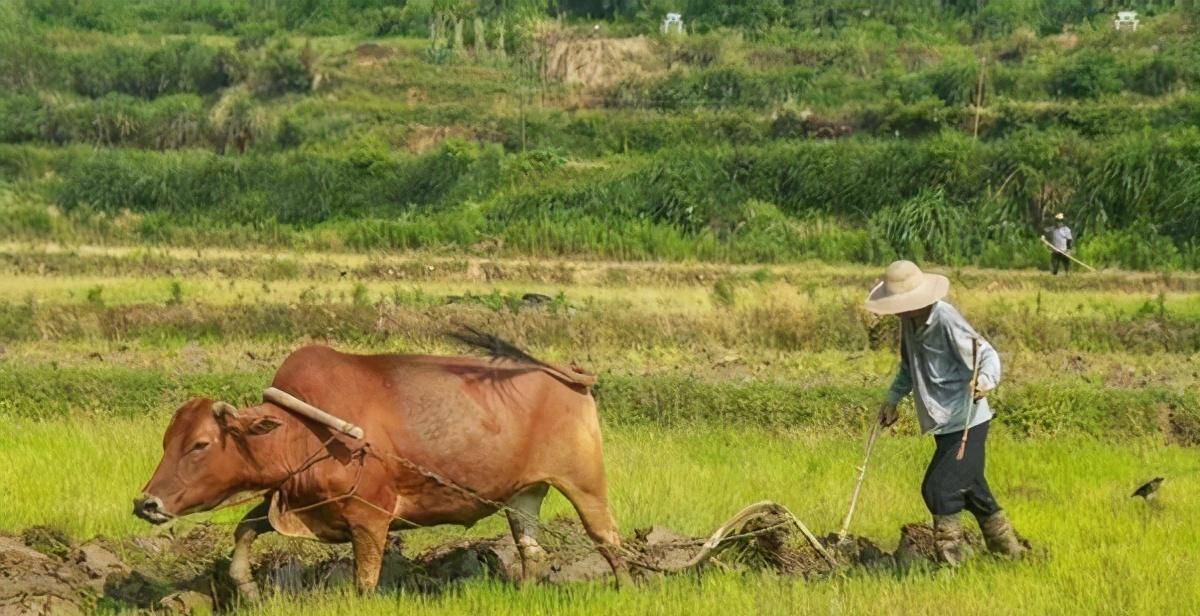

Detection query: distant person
xmin=866 ymin=261 xmax=1027 ymax=565
xmin=1047 ymin=213 xmax=1073 ymax=275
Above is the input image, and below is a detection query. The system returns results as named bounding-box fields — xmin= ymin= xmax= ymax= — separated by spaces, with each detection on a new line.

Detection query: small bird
xmin=1132 ymin=477 xmax=1164 ymax=500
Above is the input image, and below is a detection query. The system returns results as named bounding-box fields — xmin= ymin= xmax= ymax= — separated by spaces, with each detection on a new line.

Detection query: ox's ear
xmin=247 ymin=416 xmax=283 ymax=436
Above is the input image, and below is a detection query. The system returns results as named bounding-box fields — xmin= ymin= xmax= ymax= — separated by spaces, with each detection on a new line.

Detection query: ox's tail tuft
xmin=448 ymin=325 xmax=543 ymax=365
xmin=447 ymin=325 xmax=597 ymax=390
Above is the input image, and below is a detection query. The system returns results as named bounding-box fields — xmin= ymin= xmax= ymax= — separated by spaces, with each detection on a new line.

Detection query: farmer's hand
xmin=974 ymin=378 xmax=995 ymax=402
xmin=878 ymin=401 xmax=899 ymax=427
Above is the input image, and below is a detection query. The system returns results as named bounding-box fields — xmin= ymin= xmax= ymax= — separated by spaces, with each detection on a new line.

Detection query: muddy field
xmin=1 ymin=510 xmax=970 ymax=614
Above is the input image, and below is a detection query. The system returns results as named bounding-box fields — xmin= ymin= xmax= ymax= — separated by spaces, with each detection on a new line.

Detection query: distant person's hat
xmin=1055 ymin=212 xmax=1065 ymax=221
xmin=864 ymin=260 xmax=949 ymax=315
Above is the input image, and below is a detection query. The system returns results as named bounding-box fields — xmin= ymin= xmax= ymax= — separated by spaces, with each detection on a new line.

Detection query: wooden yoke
xmin=264 ymin=387 xmax=365 ymax=440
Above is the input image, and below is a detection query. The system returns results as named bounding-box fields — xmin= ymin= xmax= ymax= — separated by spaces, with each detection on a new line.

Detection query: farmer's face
xmin=898 ymin=304 xmax=934 ymax=323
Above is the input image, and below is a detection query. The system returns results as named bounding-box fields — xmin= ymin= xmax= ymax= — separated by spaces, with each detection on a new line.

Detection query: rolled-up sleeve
xmin=886 ymin=339 xmax=913 ymax=405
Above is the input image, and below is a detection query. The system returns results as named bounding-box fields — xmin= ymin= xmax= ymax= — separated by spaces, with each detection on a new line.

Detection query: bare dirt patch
xmin=541 ymin=34 xmax=661 ymax=89
xmin=353 ymin=43 xmax=395 ymax=67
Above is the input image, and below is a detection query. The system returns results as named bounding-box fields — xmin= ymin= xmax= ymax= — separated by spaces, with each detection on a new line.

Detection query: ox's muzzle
xmin=133 ymin=494 xmax=174 ymax=525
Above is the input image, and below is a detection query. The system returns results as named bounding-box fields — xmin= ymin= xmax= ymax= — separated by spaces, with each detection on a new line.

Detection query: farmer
xmin=867 ymin=260 xmax=1027 ymax=565
xmin=1047 ymin=213 xmax=1074 ymax=275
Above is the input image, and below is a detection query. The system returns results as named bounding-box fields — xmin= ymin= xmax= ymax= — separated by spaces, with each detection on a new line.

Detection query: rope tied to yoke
xmin=215 ymin=385 xmax=845 ymax=572
xmin=218 ymin=429 xmax=836 ymax=571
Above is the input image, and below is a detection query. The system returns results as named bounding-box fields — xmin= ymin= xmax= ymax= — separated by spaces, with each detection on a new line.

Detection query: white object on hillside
xmin=661 ymin=13 xmax=684 ymax=35
xmin=1114 ymin=11 xmax=1139 ymax=31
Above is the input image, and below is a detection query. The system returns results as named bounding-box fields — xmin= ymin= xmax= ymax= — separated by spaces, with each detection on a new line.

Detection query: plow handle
xmin=955 ymin=338 xmax=981 ymax=461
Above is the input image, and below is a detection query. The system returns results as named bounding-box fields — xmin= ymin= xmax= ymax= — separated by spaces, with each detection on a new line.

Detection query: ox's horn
xmin=212 ymin=401 xmax=238 ymax=417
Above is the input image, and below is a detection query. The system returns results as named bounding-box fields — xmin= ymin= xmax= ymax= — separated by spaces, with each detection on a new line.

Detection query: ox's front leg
xmin=349 ymin=516 xmax=391 ymax=593
xmin=230 ymin=501 xmax=273 ymax=602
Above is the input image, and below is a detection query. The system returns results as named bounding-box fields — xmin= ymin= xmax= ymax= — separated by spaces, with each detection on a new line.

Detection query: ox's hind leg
xmin=230 ymin=500 xmax=273 ymax=602
xmin=506 ymin=483 xmax=550 ymax=583
xmin=557 ymin=481 xmax=633 ymax=588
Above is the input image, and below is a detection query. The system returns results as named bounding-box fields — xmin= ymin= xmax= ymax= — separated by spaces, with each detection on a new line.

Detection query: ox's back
xmin=268 ymin=345 xmax=601 ymax=506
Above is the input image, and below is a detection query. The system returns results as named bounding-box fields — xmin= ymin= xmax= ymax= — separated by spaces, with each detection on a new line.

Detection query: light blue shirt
xmin=1049 ymin=225 xmax=1073 ymax=252
xmin=886 ymin=301 xmax=1000 ymax=435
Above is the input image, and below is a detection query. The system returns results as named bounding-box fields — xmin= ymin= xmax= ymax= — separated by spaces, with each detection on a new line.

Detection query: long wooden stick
xmin=837 ymin=419 xmax=881 ymax=542
xmin=972 ymin=56 xmax=987 ymax=139
xmin=264 ymin=387 xmax=365 ymax=440
xmin=956 ymin=338 xmax=981 ymax=461
xmin=1041 ymin=236 xmax=1096 ymax=272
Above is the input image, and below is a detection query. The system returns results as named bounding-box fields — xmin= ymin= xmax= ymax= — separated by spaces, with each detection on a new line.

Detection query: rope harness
xmin=209 ymin=427 xmax=842 ymax=572
xmin=206 ymin=390 xmax=941 ymax=575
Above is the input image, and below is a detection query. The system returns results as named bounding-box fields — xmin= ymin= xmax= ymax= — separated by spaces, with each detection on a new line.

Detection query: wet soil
xmin=0 ymin=518 xmax=973 ymax=613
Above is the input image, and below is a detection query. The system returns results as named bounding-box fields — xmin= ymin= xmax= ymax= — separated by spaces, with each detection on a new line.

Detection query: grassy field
xmin=1 ymin=245 xmax=1198 ymax=613
xmin=2 ymin=421 xmax=1197 ymax=614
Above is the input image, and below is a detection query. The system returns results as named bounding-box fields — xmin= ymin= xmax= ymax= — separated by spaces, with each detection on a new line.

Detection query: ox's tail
xmin=447 ymin=325 xmax=597 ymax=390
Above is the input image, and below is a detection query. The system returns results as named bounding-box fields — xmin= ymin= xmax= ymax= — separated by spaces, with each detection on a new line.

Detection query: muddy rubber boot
xmin=976 ymin=510 xmax=1028 ymax=559
xmin=933 ymin=513 xmax=972 ymax=567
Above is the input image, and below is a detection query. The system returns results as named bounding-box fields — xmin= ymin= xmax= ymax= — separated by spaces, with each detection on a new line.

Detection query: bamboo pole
xmin=837 ymin=419 xmax=881 ymax=543
xmin=1041 ymin=236 xmax=1097 ymax=272
xmin=973 ymin=57 xmax=987 ymax=139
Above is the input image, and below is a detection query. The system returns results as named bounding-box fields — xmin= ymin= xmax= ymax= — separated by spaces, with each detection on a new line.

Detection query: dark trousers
xmin=1050 ymin=252 xmax=1071 ymax=275
xmin=922 ymin=420 xmax=1001 ymax=518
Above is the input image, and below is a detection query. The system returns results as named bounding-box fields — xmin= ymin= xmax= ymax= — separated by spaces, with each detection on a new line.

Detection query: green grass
xmin=2 ymin=417 xmax=1197 ymax=614
xmin=3 ymin=357 xmax=1197 ymax=441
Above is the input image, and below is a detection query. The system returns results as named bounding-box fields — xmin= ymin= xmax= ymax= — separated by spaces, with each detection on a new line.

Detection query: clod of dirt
xmin=893 ymin=522 xmax=984 ymax=569
xmin=103 ymin=570 xmax=174 ymax=609
xmin=158 ymin=590 xmax=213 ymax=615
xmin=21 ymin=526 xmax=73 ymax=559
xmin=0 ymin=535 xmax=91 ymax=615
xmin=418 ymin=538 xmax=520 ymax=583
xmin=544 ymin=550 xmax=612 ymax=584
xmin=634 ymin=525 xmax=695 ymax=571
xmin=894 ymin=523 xmax=937 ymax=568
xmin=822 ymin=534 xmax=893 ymax=571
xmin=72 ymin=541 xmax=130 ymax=592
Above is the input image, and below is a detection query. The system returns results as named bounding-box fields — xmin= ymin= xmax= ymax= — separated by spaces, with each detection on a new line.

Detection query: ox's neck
xmin=251 ymin=410 xmax=351 ymax=488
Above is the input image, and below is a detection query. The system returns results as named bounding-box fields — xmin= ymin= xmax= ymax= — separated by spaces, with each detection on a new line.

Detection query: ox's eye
xmin=190 ymin=441 xmax=210 ymax=453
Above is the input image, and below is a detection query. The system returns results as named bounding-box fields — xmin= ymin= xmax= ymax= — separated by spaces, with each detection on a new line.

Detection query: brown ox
xmin=134 ymin=339 xmax=629 ymax=595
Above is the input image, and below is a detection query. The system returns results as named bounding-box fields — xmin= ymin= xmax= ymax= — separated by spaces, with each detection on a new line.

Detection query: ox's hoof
xmin=517 ymin=542 xmax=549 ymax=585
xmin=613 ymin=568 xmax=635 ymax=590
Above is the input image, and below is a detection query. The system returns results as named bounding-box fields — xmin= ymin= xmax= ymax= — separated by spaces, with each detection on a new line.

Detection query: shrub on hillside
xmin=1126 ymin=53 xmax=1193 ymax=96
xmin=0 ymin=6 xmax=57 ymax=89
xmin=1047 ymin=50 xmax=1122 ymax=99
xmin=868 ymin=189 xmax=973 ymax=265
xmin=250 ymin=39 xmax=318 ymax=96
xmin=0 ymin=93 xmax=46 ymax=142
xmin=923 ymin=55 xmax=981 ymax=106
xmin=66 ymin=39 xmax=236 ymax=98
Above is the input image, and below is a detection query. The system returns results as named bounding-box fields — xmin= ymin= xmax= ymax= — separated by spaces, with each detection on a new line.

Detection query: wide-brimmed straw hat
xmin=1055 ymin=212 xmax=1065 ymax=220
xmin=864 ymin=260 xmax=949 ymax=315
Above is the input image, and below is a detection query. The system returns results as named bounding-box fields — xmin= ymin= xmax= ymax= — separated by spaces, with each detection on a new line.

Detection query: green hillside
xmin=2 ymin=0 xmax=1199 ymax=268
